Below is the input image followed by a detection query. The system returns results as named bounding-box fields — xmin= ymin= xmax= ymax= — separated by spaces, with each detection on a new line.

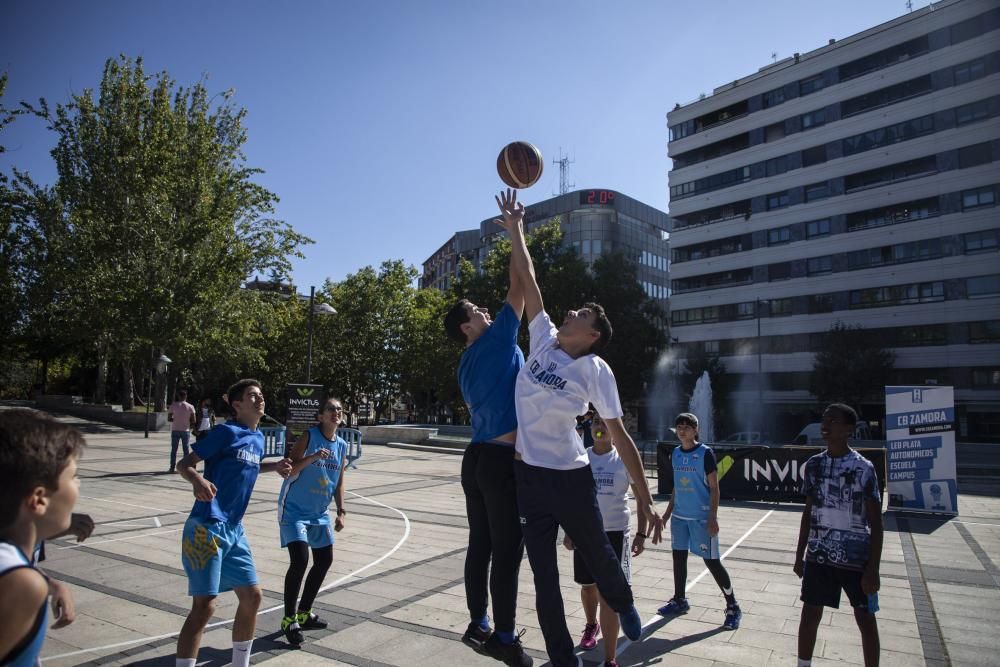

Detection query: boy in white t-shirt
xmin=494 ymin=189 xmax=664 ymax=667
xmin=564 ymin=411 xmax=649 ymax=667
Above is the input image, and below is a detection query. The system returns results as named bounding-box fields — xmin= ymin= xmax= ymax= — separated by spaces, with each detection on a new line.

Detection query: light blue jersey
xmin=671 ymin=443 xmax=717 ymax=521
xmin=277 ymin=426 xmax=347 ymax=523
xmin=0 ymin=541 xmax=48 ymax=667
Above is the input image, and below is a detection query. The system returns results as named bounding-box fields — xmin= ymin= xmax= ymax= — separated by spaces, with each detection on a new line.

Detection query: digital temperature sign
xmin=579 ymin=189 xmax=617 ymax=206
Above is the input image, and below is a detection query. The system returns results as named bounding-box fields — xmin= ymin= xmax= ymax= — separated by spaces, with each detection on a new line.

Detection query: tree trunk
xmin=95 ymin=343 xmax=108 ymax=404
xmin=121 ymin=362 xmax=135 ymax=410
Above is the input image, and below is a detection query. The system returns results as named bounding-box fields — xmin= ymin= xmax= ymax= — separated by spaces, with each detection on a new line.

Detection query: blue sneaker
xmin=656 ymin=597 xmax=690 ymax=616
xmin=723 ymin=604 xmax=742 ymax=630
xmin=618 ymin=605 xmax=643 ymax=641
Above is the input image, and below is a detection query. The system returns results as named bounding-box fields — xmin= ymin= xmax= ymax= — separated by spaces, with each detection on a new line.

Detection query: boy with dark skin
xmin=794 ymin=403 xmax=882 ymax=667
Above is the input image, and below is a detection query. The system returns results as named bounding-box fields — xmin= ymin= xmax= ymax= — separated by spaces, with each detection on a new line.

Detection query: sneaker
xmin=461 ymin=620 xmax=492 ymax=650
xmin=296 ymin=610 xmax=327 ymax=630
xmin=723 ymin=604 xmax=742 ymax=630
xmin=618 ymin=605 xmax=642 ymax=641
xmin=280 ymin=616 xmax=303 ymax=645
xmin=604 ymin=661 xmax=620 ymax=667
xmin=656 ymin=597 xmax=690 ymax=616
xmin=579 ymin=622 xmax=600 ymax=650
xmin=480 ymin=629 xmax=533 ymax=667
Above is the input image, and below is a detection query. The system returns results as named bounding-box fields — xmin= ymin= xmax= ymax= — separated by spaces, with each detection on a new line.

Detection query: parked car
xmin=793 ymin=420 xmax=872 ymax=445
xmin=718 ymin=431 xmax=771 ymax=446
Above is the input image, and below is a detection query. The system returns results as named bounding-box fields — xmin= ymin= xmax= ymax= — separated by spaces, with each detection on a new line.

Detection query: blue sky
xmin=2 ymin=0 xmax=918 ymax=291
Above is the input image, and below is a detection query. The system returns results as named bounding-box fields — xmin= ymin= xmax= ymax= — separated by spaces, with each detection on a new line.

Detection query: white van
xmin=793 ymin=420 xmax=872 ymax=445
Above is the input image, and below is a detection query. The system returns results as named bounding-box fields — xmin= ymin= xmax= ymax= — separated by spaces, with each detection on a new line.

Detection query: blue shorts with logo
xmin=671 ymin=515 xmax=720 ymax=559
xmin=279 ymin=515 xmax=334 ymax=549
xmin=181 ymin=518 xmax=258 ymax=596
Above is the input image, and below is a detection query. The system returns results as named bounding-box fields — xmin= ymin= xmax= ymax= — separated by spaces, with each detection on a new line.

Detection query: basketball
xmin=497 ymin=141 xmax=543 ymax=189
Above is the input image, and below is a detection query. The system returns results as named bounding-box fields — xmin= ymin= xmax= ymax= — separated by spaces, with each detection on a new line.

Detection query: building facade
xmin=420 ymin=188 xmax=670 ymax=306
xmin=667 ymin=0 xmax=1000 ymax=441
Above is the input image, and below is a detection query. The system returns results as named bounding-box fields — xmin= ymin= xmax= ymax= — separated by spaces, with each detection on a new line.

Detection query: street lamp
xmin=306 ymin=286 xmax=336 ymax=383
xmin=144 ymin=351 xmax=172 ymax=438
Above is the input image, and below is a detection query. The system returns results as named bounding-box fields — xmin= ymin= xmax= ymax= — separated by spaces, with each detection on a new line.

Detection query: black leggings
xmin=672 ymin=549 xmax=733 ymax=600
xmin=284 ymin=542 xmax=334 ymax=618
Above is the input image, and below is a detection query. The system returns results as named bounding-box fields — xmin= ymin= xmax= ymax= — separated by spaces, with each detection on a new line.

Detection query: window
xmin=805 ymin=182 xmax=830 ymax=202
xmin=972 ymin=369 xmax=1000 ymax=387
xmin=847 ymin=196 xmax=940 ymax=231
xmin=801 ymin=109 xmax=827 ymax=129
xmin=967 ymin=274 xmax=1000 ymax=298
xmin=768 ymin=262 xmax=791 ymax=281
xmin=806 ymin=218 xmax=831 ymax=238
xmin=850 ymin=281 xmax=944 ymax=308
xmin=672 ymin=199 xmax=752 ymax=229
xmin=838 ymin=35 xmax=929 ymax=81
xmin=845 ymin=155 xmax=937 ymax=192
xmin=799 ymin=75 xmax=825 ymax=96
xmin=897 ymin=325 xmax=947 ymax=347
xmin=767 ymin=226 xmax=791 ymax=245
xmin=763 ymin=87 xmax=785 ymax=108
xmin=808 ymin=294 xmax=834 ymax=313
xmin=840 ymin=75 xmax=932 ymax=118
xmin=962 ymin=186 xmax=996 ymax=210
xmin=954 ymin=58 xmax=987 ymax=85
xmin=704 ymin=340 xmax=720 ymax=354
xmin=807 ymin=256 xmax=833 ymax=275
xmin=765 ymin=122 xmax=785 ymax=143
xmin=847 ymin=239 xmax=942 ymax=270
xmin=737 ymin=302 xmax=755 ymax=318
xmin=765 ymin=155 xmax=792 ymax=177
xmin=956 ymin=100 xmax=990 ymax=126
xmin=670 ymin=165 xmax=752 ymax=200
xmin=970 ymin=320 xmax=1000 ymax=344
xmin=950 ymin=15 xmax=988 ymax=44
xmin=965 ymin=230 xmax=999 ymax=253
xmin=842 ymin=114 xmax=934 ymax=156
xmin=802 ymin=145 xmax=828 ymax=167
xmin=592 ymin=239 xmax=602 ymax=256
xmin=958 ymin=143 xmax=993 ymax=169
xmin=767 ymin=191 xmax=790 ymax=210
xmin=770 ymin=298 xmax=793 ymax=316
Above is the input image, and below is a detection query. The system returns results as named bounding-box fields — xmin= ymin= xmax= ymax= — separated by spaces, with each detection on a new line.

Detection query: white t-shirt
xmin=514 ymin=311 xmax=623 ymax=470
xmin=588 ymin=446 xmax=633 ymax=531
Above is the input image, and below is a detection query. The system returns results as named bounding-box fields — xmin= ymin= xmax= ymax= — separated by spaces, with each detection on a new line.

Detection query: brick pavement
xmin=17 ymin=412 xmax=1000 ymax=666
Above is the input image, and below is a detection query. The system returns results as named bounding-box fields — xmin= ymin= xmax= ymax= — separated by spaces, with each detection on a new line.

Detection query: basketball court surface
xmin=28 ymin=413 xmax=1000 ymax=666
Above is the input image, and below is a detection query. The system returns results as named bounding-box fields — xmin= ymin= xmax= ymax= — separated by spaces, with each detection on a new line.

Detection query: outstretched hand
xmin=494 ymin=188 xmax=525 ymax=235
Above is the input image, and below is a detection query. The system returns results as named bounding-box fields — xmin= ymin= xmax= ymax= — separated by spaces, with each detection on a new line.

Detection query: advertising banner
xmin=885 ymin=385 xmax=958 ymax=514
xmin=657 ymin=444 xmax=887 ymax=502
xmin=285 ymin=383 xmax=324 ymax=442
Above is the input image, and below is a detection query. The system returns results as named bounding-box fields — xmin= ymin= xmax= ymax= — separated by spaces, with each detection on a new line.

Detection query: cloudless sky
xmin=2 ymin=0 xmax=923 ymax=291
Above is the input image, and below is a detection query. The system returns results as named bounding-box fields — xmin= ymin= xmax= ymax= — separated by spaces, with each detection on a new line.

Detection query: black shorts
xmin=800 ymin=560 xmax=867 ymax=609
xmin=573 ymin=530 xmax=632 ymax=586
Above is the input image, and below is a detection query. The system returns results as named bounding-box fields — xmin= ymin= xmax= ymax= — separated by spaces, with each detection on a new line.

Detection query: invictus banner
xmin=656 ymin=444 xmax=887 ymax=502
xmin=285 ymin=383 xmax=324 ymax=443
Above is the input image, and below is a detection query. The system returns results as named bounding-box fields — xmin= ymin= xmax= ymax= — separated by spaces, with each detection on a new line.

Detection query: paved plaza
xmin=27 ymin=413 xmax=1000 ymax=666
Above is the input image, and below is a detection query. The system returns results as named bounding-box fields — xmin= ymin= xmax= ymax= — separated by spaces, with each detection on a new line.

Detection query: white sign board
xmin=885 ymin=386 xmax=957 ymax=515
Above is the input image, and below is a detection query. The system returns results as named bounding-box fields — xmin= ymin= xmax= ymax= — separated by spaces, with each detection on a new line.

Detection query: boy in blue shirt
xmin=0 ymin=409 xmax=85 ymax=667
xmin=443 ymin=207 xmax=530 ymax=666
xmin=658 ymin=412 xmax=742 ymax=630
xmin=175 ymin=379 xmax=292 ymax=667
xmin=277 ymin=397 xmax=349 ymax=645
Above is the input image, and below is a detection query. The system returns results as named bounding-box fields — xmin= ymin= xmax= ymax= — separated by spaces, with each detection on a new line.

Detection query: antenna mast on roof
xmin=553 ymin=148 xmax=575 ymax=196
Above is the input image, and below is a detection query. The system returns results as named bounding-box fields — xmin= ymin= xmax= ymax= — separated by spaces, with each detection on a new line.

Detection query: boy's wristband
xmin=636 ymin=532 xmax=648 ymax=539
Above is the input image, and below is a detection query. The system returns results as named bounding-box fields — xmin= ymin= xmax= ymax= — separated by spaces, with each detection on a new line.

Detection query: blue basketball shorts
xmin=671 ymin=515 xmax=720 ymax=559
xmin=280 ymin=515 xmax=334 ymax=549
xmin=181 ymin=518 xmax=258 ymax=596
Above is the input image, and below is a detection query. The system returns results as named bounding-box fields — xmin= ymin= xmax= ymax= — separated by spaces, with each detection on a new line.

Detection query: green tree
xmin=24 ymin=56 xmax=310 ymax=405
xmin=399 ymin=287 xmax=457 ymax=422
xmin=810 ymin=321 xmax=895 ymax=416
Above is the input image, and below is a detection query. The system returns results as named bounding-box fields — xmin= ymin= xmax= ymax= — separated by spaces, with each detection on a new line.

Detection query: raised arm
xmin=604 ymin=417 xmax=663 ymax=544
xmin=494 ymin=189 xmax=543 ymax=322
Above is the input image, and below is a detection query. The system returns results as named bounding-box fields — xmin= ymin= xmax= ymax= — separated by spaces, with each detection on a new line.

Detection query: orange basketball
xmin=497 ymin=141 xmax=543 ymax=189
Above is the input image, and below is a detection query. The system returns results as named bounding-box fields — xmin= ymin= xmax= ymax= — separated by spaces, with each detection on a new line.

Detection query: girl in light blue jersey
xmin=277 ymin=397 xmax=348 ymax=645
xmin=658 ymin=412 xmax=742 ymax=631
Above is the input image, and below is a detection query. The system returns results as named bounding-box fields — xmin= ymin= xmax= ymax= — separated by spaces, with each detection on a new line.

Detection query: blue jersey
xmin=190 ymin=421 xmax=264 ymax=525
xmin=459 ymin=302 xmax=524 ymax=443
xmin=671 ymin=443 xmax=718 ymax=521
xmin=0 ymin=541 xmax=48 ymax=667
xmin=277 ymin=426 xmax=347 ymax=523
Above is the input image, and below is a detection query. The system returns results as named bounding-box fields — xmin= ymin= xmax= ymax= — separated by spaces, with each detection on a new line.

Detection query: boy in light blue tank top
xmin=658 ymin=412 xmax=742 ymax=630
xmin=276 ymin=397 xmax=349 ymax=645
xmin=0 ymin=410 xmax=86 ymax=667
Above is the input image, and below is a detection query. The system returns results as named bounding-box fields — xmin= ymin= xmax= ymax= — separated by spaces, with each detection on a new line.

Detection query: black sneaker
xmin=461 ymin=620 xmax=492 ymax=650
xmin=480 ymin=629 xmax=533 ymax=667
xmin=296 ymin=611 xmax=328 ymax=629
xmin=281 ymin=616 xmax=304 ymax=645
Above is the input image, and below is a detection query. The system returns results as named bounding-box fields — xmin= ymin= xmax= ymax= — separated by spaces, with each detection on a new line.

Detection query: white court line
xmin=79 ymin=495 xmax=188 ymax=515
xmin=42 ymin=489 xmax=411 ymax=662
xmin=612 ymin=509 xmax=775 ymax=659
xmin=99 ymin=517 xmax=163 ymax=529
xmin=56 ymin=527 xmax=183 ymax=550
